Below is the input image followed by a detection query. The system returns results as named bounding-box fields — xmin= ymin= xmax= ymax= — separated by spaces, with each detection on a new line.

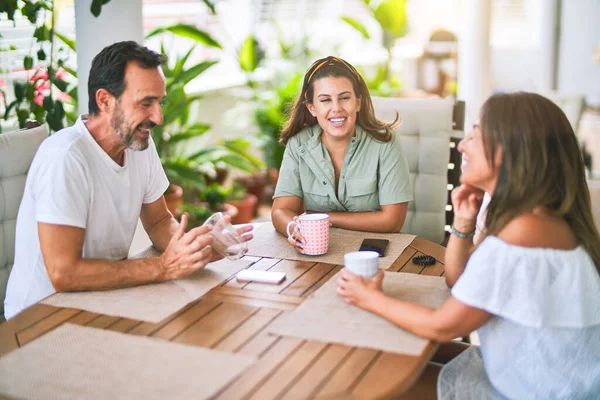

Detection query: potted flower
xmin=226 ymin=182 xmax=258 ymax=225
xmin=180 ymin=183 xmax=237 ymax=228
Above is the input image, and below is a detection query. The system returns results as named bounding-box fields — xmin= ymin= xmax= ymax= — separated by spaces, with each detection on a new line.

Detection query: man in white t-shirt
xmin=4 ymin=41 xmax=253 ymax=320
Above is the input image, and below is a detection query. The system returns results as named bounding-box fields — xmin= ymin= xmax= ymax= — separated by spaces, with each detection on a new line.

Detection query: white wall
xmin=557 ymin=0 xmax=600 ymax=105
xmin=75 ymin=0 xmax=144 ymax=115
xmin=491 ymin=48 xmax=540 ymax=92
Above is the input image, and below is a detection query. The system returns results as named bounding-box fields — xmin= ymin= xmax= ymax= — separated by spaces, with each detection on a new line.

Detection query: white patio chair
xmin=372 ymin=97 xmax=463 ymax=243
xmin=0 ymin=123 xmax=48 ymax=320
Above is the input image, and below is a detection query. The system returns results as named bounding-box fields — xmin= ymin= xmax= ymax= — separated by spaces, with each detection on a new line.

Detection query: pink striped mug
xmin=286 ymin=214 xmax=330 ymax=255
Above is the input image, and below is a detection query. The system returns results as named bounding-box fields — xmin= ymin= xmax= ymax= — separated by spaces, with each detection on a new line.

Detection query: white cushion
xmin=0 ymin=125 xmax=48 ymax=316
xmin=372 ymin=97 xmax=457 ymax=243
xmin=539 ymin=91 xmax=585 ymax=133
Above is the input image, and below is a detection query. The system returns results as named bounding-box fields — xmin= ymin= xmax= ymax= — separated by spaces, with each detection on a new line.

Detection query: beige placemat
xmin=268 ymin=271 xmax=450 ymax=355
xmin=247 ymin=223 xmax=416 ymax=269
xmin=0 ymin=323 xmax=255 ymax=400
xmin=42 ymin=257 xmax=253 ymax=323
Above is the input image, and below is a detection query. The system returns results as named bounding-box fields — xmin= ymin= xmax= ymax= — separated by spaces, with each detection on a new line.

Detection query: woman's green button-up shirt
xmin=273 ymin=125 xmax=413 ymax=213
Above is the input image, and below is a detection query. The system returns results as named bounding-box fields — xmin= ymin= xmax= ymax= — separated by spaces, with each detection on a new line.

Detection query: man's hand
xmin=158 ymin=214 xmax=214 ymax=281
xmin=207 ymin=218 xmax=255 ymax=262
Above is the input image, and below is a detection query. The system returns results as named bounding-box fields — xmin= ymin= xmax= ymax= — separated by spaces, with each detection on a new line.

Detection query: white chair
xmin=0 ymin=124 xmax=48 ymax=320
xmin=540 ymin=91 xmax=585 ymax=133
xmin=372 ymin=97 xmax=462 ymax=243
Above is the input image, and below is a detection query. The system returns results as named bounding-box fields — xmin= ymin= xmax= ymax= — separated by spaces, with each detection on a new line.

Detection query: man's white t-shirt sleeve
xmin=33 ymin=150 xmax=90 ymax=228
xmin=143 ymin=139 xmax=169 ymax=204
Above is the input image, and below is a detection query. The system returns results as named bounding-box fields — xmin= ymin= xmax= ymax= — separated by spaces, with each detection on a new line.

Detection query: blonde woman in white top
xmin=337 ymin=92 xmax=600 ymax=399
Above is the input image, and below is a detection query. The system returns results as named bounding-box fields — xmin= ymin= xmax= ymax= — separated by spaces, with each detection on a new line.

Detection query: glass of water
xmin=202 ymin=212 xmax=248 ymax=260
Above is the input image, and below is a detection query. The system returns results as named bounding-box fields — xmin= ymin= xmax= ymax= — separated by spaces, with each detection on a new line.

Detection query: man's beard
xmin=110 ymin=104 xmax=155 ymax=151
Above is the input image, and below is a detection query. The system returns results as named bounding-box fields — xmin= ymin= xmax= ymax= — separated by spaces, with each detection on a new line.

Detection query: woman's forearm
xmin=444 ymin=218 xmax=476 ymax=287
xmin=364 ymin=291 xmax=455 ymax=342
xmin=327 ymin=211 xmax=399 ymax=232
xmin=327 ymin=203 xmax=408 ymax=232
xmin=271 ymin=207 xmax=298 ymax=236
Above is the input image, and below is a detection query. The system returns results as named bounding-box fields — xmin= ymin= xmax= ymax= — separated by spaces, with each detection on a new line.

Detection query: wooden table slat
xmin=283 ymin=344 xmax=354 ymax=400
xmin=301 ymin=265 xmax=343 ymax=298
xmin=243 ymin=260 xmax=316 ymax=294
xmin=398 ymin=254 xmax=426 ymax=275
xmin=314 ymin=348 xmax=380 ymax=399
xmin=214 ymin=337 xmax=304 ymax=400
xmin=126 ymin=300 xmax=201 ymax=337
xmin=213 ymin=308 xmax=282 ymax=353
xmin=105 ymin=318 xmax=142 ymax=333
xmin=85 ymin=314 xmax=120 ymax=329
xmin=410 ymin=237 xmax=446 ymax=263
xmin=280 ymin=262 xmax=338 ymax=297
xmin=0 ymin=305 xmax=68 ymax=356
xmin=389 ymin=246 xmax=418 ymax=272
xmin=419 ymin=263 xmax=446 ymax=277
xmin=172 ymin=302 xmax=258 ymax=348
xmin=351 ymin=353 xmax=423 ymax=398
xmin=249 ymin=340 xmax=329 ymax=400
xmin=0 ymin=304 xmax=59 ymax=332
xmin=210 ymin=286 xmax=303 ymax=305
xmin=16 ymin=308 xmax=80 ymax=346
xmin=353 ymin=343 xmax=439 ymax=398
xmin=224 ymin=258 xmax=281 ymax=289
xmin=66 ymin=311 xmax=101 ymax=326
xmin=237 ymin=331 xmax=281 ymax=358
xmin=202 ymin=292 xmax=298 ymax=310
xmin=150 ymin=299 xmax=221 ymax=340
xmin=0 ymin=328 xmax=18 ymax=356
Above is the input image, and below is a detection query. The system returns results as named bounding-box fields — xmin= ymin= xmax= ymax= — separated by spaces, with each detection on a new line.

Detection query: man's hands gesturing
xmin=158 ymin=214 xmax=214 ymax=281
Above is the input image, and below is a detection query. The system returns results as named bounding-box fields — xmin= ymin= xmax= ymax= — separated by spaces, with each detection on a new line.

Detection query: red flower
xmin=34 ymin=93 xmax=44 ymax=106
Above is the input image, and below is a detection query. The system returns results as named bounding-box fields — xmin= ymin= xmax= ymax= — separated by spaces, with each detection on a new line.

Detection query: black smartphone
xmin=359 ymin=238 xmax=390 ymax=257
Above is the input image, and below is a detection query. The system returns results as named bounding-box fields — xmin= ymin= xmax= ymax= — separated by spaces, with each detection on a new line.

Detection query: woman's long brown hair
xmin=481 ymin=92 xmax=600 ymax=273
xmin=280 ymin=56 xmax=399 ymax=145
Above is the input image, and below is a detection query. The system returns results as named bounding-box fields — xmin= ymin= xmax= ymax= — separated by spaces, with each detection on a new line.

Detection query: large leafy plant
xmin=253 ymin=72 xmax=302 ymax=172
xmin=341 ymin=0 xmax=408 ymax=96
xmin=236 ymin=32 xmax=307 ymax=173
xmin=0 ymin=0 xmax=111 ymax=132
xmin=146 ymin=24 xmax=263 ymax=192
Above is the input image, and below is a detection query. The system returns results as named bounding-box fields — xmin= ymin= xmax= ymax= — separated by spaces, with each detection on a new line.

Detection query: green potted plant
xmin=341 ymin=0 xmax=408 ymax=96
xmin=146 ymin=24 xmax=262 ymax=215
xmin=180 ymin=183 xmax=238 ymax=227
xmin=235 ymin=32 xmax=306 ymax=200
xmin=179 ymin=203 xmax=212 ymax=228
xmin=226 ymin=181 xmax=258 ymax=225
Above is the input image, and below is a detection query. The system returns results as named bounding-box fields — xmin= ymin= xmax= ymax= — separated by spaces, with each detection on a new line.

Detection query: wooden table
xmin=0 ymin=236 xmax=446 ymax=399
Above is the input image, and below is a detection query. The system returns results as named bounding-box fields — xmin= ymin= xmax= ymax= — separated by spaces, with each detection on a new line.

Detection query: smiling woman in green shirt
xmin=271 ymin=56 xmax=413 ymax=252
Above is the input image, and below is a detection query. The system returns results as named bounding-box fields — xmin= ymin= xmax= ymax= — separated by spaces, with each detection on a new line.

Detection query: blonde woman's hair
xmin=481 ymin=92 xmax=600 ymax=274
xmin=280 ymin=56 xmax=399 ymax=145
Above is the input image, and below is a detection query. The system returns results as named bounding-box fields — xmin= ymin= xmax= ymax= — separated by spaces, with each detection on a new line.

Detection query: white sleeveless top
xmin=439 ymin=236 xmax=600 ymax=399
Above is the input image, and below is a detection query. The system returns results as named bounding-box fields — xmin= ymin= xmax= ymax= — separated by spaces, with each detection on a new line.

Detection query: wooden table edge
xmin=377 ymin=341 xmax=440 ymax=399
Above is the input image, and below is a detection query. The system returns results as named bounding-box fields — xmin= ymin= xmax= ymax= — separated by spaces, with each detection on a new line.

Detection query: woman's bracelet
xmin=450 ymin=225 xmax=476 ymax=239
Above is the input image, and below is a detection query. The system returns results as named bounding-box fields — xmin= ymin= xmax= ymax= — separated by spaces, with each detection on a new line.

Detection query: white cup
xmin=344 ymin=251 xmax=380 ymax=278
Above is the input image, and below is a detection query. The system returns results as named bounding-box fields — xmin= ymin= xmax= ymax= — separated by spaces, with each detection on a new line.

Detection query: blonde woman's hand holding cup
xmin=286 ymin=214 xmax=330 ymax=255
